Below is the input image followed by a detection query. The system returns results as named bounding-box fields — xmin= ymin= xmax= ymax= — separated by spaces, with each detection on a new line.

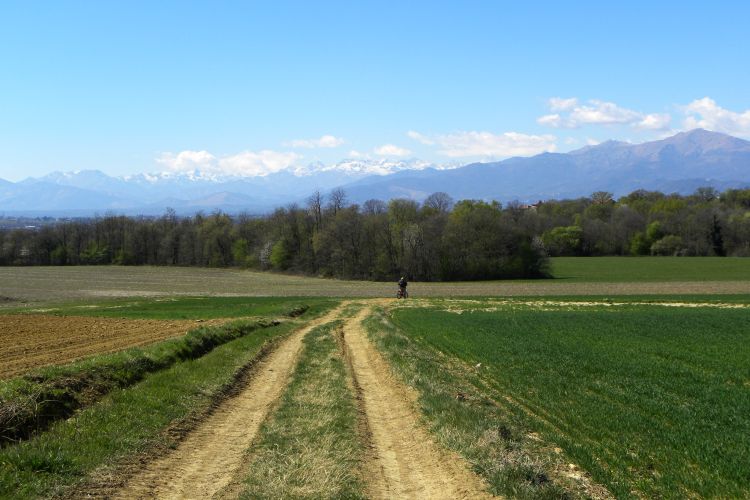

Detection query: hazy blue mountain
xmin=1 ymin=159 xmax=436 ymax=215
xmin=138 ymin=192 xmax=273 ymax=215
xmin=0 ymin=181 xmax=132 ymax=213
xmin=1 ymin=129 xmax=749 ymax=215
xmin=342 ymin=129 xmax=750 ymax=204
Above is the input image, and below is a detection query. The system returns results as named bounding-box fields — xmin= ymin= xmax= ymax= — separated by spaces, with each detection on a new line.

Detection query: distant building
xmin=520 ymin=201 xmax=543 ymax=211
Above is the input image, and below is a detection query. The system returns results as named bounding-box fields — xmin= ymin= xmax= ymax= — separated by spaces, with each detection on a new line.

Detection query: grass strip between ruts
xmin=0 ymin=320 xmax=296 ymax=498
xmin=239 ymin=320 xmax=366 ymax=499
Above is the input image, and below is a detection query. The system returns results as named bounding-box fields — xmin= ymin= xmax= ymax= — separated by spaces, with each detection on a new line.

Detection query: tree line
xmin=1 ymin=186 xmax=749 ymax=280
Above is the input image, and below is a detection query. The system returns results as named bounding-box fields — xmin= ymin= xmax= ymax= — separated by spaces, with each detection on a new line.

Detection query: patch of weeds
xmin=240 ymin=321 xmax=365 ymax=499
xmin=285 ymin=304 xmax=310 ymax=317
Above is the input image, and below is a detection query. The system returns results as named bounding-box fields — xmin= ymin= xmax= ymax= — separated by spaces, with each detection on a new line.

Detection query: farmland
xmin=550 ymin=256 xmax=750 ymax=282
xmin=1 ymin=257 xmax=749 ymax=309
xmin=375 ymin=299 xmax=750 ymax=498
xmin=0 ymin=297 xmax=334 ymax=378
xmin=0 ymin=315 xmax=211 ymax=379
xmin=1 ymin=259 xmax=749 ymax=498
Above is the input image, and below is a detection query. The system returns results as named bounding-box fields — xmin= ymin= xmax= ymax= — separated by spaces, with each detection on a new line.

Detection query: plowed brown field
xmin=0 ymin=315 xmax=221 ymax=378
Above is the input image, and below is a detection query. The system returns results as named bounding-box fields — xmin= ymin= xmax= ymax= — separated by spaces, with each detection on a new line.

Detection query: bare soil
xmin=1 ymin=266 xmax=748 ymax=308
xmin=0 ymin=315 xmax=219 ymax=378
xmin=343 ymin=304 xmax=493 ymax=499
xmin=114 ymin=304 xmax=347 ymax=499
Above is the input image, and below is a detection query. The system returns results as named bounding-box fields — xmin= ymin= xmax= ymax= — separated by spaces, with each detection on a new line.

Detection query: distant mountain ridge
xmin=1 ymin=129 xmax=749 ymax=216
xmin=342 ymin=129 xmax=750 ymax=204
xmin=0 ymin=159 xmax=438 ymax=215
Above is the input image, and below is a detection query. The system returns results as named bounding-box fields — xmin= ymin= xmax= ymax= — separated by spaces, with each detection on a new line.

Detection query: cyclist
xmin=397 ymin=276 xmax=408 ymax=298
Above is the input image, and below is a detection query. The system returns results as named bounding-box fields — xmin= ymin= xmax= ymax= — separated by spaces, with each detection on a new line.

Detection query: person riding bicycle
xmin=398 ymin=276 xmax=408 ymax=297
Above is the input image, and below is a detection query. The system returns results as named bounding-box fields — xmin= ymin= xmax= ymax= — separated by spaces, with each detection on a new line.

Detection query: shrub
xmin=650 ymin=235 xmax=685 ymax=256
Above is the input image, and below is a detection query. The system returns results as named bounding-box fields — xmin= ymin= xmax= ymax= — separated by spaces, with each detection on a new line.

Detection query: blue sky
xmin=1 ymin=1 xmax=749 ymax=181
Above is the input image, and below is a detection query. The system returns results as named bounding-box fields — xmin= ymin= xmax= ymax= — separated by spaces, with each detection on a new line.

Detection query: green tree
xmin=650 ymin=235 xmax=684 ymax=256
xmin=541 ymin=226 xmax=583 ymax=256
xmin=80 ymin=242 xmax=109 ymax=264
xmin=629 ymin=232 xmax=650 ymax=255
xmin=269 ymin=239 xmax=292 ymax=270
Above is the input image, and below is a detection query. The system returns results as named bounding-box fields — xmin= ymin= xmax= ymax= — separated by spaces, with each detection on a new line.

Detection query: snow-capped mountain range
xmin=1 ymin=129 xmax=749 ymax=216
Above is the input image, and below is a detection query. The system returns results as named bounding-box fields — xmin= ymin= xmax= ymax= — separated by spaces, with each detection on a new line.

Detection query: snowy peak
xmin=294 ymin=158 xmax=438 ymax=177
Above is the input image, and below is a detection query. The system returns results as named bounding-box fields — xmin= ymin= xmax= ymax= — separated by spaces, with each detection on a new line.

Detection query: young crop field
xmin=550 ymin=256 xmax=750 ymax=282
xmin=379 ymin=299 xmax=750 ymax=498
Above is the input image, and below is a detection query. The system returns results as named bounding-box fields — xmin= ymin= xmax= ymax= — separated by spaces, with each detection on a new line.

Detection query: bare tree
xmin=694 ymin=186 xmax=719 ymax=203
xmin=591 ymin=191 xmax=614 ymax=205
xmin=363 ymin=199 xmax=387 ymax=215
xmin=328 ymin=187 xmax=347 ymax=215
xmin=423 ymin=192 xmax=454 ymax=213
xmin=307 ymin=190 xmax=323 ymax=229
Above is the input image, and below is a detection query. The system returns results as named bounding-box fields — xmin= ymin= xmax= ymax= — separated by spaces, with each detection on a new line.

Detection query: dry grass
xmin=239 ymin=321 xmax=365 ymax=499
xmin=1 ymin=265 xmax=749 ymax=308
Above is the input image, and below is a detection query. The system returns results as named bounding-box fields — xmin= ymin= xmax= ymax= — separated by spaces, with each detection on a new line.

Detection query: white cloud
xmin=569 ymin=100 xmax=641 ymax=126
xmin=408 ymin=130 xmax=557 ymax=158
xmin=156 ymin=150 xmax=217 ymax=171
xmin=157 ymin=149 xmax=301 ymax=178
xmin=683 ymin=97 xmax=750 ymax=138
xmin=538 ymin=98 xmax=671 ymax=130
xmin=286 ymin=135 xmax=345 ymax=148
xmin=291 ymin=158 xmax=438 ymax=177
xmin=374 ymin=144 xmax=412 ymax=156
xmin=549 ymin=97 xmax=578 ymax=111
xmin=636 ymin=113 xmax=672 ymax=130
xmin=218 ymin=150 xmax=302 ymax=176
xmin=406 ymin=130 xmax=435 ymax=145
xmin=537 ymin=114 xmax=563 ymax=127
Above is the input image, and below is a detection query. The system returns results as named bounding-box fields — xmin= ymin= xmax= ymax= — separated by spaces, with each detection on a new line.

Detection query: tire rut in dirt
xmin=113 ymin=305 xmax=347 ymax=499
xmin=343 ymin=305 xmax=494 ymax=499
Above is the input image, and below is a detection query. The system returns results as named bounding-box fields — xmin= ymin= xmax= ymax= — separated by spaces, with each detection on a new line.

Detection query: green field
xmin=384 ymin=300 xmax=750 ymax=498
xmin=551 ymin=256 xmax=750 ymax=282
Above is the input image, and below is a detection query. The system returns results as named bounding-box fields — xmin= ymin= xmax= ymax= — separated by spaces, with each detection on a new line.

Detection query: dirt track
xmin=0 ymin=315 xmax=217 ymax=378
xmin=343 ymin=306 xmax=492 ymax=499
xmin=115 ymin=304 xmax=347 ymax=499
xmin=112 ymin=302 xmax=493 ymax=499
